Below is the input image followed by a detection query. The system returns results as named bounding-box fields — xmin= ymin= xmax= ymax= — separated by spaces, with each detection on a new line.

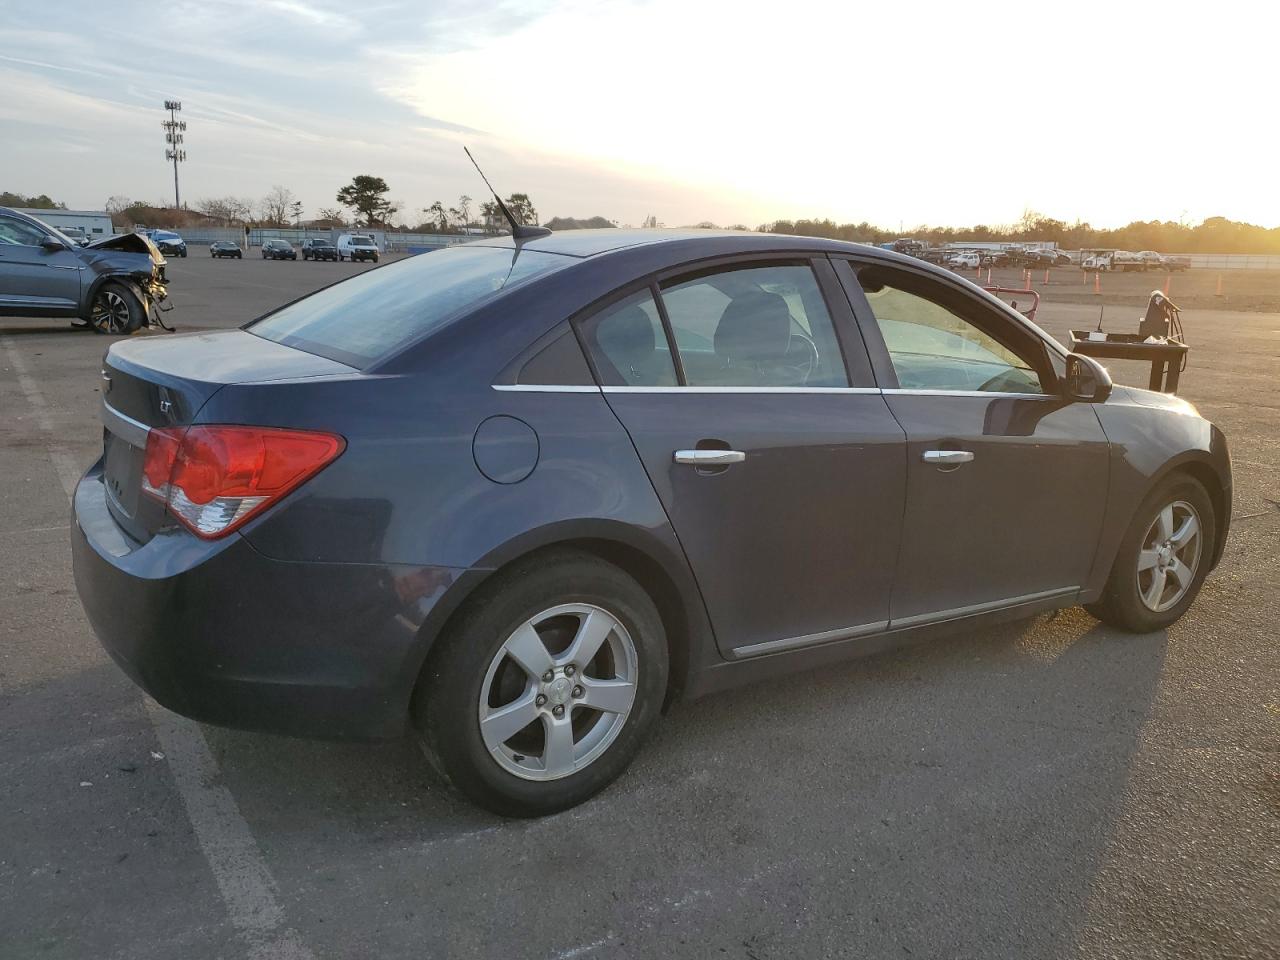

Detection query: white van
xmin=337 ymin=234 xmax=380 ymax=263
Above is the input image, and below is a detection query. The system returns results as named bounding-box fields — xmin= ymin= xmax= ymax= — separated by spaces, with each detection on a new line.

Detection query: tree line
xmin=12 ymin=183 xmax=1280 ymax=252
xmin=758 ymin=210 xmax=1280 ymax=255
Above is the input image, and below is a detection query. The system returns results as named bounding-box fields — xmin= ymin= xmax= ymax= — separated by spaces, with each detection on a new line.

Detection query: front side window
xmin=578 ymin=289 xmax=677 ymax=386
xmin=660 ymin=263 xmax=847 ymax=388
xmin=857 ymin=266 xmax=1045 ymax=394
xmin=0 ymin=217 xmax=48 ymax=246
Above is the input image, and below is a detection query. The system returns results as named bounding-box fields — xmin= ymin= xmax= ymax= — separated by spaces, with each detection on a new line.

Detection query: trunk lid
xmin=100 ymin=330 xmax=354 ymax=542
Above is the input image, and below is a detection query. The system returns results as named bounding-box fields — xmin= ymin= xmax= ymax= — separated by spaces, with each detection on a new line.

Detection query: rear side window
xmin=578 ymin=289 xmax=678 ymax=386
xmin=660 ymin=263 xmax=848 ymax=388
xmin=249 ymin=245 xmax=572 ymax=367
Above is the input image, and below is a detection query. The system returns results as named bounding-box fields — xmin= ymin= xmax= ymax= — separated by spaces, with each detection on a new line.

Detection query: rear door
xmin=0 ymin=214 xmax=82 ymax=313
xmin=577 ymin=255 xmax=907 ymax=659
xmin=836 ymin=258 xmax=1110 ymax=623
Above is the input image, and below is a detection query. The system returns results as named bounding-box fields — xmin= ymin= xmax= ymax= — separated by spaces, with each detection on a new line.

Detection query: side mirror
xmin=41 ymin=237 xmax=68 ymax=252
xmin=1064 ymin=353 xmax=1113 ymax=403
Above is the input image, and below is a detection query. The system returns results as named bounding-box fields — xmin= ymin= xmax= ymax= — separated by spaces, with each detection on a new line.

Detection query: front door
xmin=577 ymin=257 xmax=907 ymax=658
xmin=0 ymin=215 xmax=82 ymax=314
xmin=839 ymin=260 xmax=1111 ymax=623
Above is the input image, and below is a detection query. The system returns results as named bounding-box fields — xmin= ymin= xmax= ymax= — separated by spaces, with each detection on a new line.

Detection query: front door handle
xmin=922 ymin=450 xmax=974 ymax=466
xmin=674 ymin=449 xmax=746 ymax=466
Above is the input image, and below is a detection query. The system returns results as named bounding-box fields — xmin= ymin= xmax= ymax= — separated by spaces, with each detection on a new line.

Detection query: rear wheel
xmin=1085 ymin=474 xmax=1215 ymax=632
xmin=415 ymin=551 xmax=667 ymax=817
xmin=88 ymin=284 xmax=143 ymax=335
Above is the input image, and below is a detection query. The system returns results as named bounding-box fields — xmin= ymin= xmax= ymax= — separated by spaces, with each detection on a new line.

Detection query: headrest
xmin=714 ymin=291 xmax=791 ymax=363
xmin=596 ymin=304 xmax=656 ymax=366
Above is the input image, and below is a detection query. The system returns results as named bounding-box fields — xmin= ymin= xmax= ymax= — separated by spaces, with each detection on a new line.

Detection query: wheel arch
xmin=403 ymin=520 xmax=713 ymax=731
xmin=1150 ymin=453 xmax=1231 ymax=570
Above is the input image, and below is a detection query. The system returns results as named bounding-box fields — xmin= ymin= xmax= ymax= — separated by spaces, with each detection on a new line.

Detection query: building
xmin=15 ymin=208 xmax=114 ymax=240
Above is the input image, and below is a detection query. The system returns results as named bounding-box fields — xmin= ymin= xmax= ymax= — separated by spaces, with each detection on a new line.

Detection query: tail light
xmin=141 ymin=425 xmax=345 ymax=539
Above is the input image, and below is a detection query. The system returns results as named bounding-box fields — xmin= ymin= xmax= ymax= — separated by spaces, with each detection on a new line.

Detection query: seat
xmin=596 ymin=304 xmax=675 ymax=385
xmin=708 ymin=290 xmax=795 ymax=386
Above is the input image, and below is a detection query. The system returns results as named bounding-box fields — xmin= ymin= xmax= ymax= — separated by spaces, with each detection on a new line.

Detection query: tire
xmin=415 ymin=550 xmax=668 ymax=817
xmin=1085 ymin=473 xmax=1215 ymax=633
xmin=180 ymin=250 xmax=187 ymax=258
xmin=88 ymin=283 xmax=144 ymax=335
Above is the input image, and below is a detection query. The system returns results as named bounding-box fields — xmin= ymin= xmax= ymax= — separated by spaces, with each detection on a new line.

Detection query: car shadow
xmin=183 ymin=607 xmax=1167 ymax=956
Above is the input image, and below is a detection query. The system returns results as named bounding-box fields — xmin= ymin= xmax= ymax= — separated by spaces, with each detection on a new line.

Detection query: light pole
xmin=162 ymin=100 xmax=187 ymax=209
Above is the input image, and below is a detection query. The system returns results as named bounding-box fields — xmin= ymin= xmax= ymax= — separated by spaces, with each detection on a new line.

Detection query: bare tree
xmin=259 ymin=185 xmax=297 ymax=226
xmin=316 ymin=206 xmax=347 ymax=226
xmin=457 ymin=194 xmax=472 ymax=229
xmin=105 ymin=195 xmax=134 ymax=215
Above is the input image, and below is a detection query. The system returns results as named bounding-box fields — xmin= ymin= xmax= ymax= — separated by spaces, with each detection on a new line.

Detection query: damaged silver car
xmin=0 ymin=207 xmax=170 ymax=333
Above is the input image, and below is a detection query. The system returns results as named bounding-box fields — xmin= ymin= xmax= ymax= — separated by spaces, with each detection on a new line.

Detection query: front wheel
xmin=1085 ymin=474 xmax=1215 ymax=632
xmin=415 ymin=551 xmax=668 ymax=817
xmin=89 ymin=283 xmax=144 ymax=335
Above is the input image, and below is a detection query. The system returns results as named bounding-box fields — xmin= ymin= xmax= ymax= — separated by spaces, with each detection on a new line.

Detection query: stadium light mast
xmin=161 ymin=100 xmax=187 ymax=209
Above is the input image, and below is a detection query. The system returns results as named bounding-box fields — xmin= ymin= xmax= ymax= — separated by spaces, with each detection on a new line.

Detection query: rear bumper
xmin=72 ymin=462 xmax=467 ymax=739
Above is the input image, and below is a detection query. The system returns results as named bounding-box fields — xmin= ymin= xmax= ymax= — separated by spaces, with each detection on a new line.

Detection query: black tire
xmin=88 ymin=283 xmax=144 ymax=335
xmin=180 ymin=250 xmax=187 ymax=258
xmin=1085 ymin=473 xmax=1216 ymax=633
xmin=415 ymin=550 xmax=668 ymax=817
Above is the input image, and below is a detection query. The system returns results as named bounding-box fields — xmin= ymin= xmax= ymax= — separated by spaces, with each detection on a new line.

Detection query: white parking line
xmin=2 ymin=335 xmax=315 ymax=960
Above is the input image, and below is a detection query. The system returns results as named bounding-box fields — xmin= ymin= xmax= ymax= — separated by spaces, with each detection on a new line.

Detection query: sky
xmin=0 ymin=0 xmax=1276 ymax=230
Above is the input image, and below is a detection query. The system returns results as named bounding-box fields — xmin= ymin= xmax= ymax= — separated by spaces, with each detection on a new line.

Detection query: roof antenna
xmin=464 ymin=147 xmax=551 ymax=240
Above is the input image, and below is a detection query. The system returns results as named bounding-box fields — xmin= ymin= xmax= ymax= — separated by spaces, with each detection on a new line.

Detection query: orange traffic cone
xmin=1043 ymin=269 xmax=1050 ymax=285
xmin=1163 ymin=273 xmax=1171 ymax=296
xmin=1094 ymin=272 xmax=1101 ymax=294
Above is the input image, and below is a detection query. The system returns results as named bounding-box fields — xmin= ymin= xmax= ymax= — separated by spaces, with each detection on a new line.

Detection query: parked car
xmin=1166 ymin=256 xmax=1192 ymax=272
xmin=147 ymin=230 xmax=188 ymax=258
xmin=73 ymin=230 xmax=1232 ymax=817
xmin=1137 ymin=251 xmax=1165 ymax=269
xmin=59 ymin=226 xmax=91 ymax=246
xmin=0 ymin=206 xmax=168 ymax=333
xmin=301 ymin=238 xmax=338 ymax=261
xmin=210 ymin=241 xmax=242 ymax=259
xmin=947 ymin=251 xmax=981 ymax=269
xmin=262 ymin=239 xmax=298 ymax=261
xmin=338 ymin=233 xmax=380 ymax=263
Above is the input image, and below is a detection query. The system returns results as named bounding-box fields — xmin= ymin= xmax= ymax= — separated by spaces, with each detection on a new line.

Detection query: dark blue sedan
xmin=72 ymin=230 xmax=1231 ymax=816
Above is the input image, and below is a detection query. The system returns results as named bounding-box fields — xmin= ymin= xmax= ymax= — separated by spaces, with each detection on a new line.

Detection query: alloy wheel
xmin=1137 ymin=499 xmax=1202 ymax=612
xmin=478 ymin=603 xmax=638 ymax=781
xmin=90 ymin=290 xmax=131 ymax=334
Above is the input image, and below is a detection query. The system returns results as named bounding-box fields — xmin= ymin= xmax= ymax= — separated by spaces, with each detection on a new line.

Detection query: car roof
xmin=466 ymin=227 xmax=895 ymax=260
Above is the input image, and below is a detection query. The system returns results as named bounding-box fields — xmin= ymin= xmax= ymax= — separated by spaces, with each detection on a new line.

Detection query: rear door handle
xmin=922 ymin=450 xmax=974 ymax=466
xmin=674 ymin=449 xmax=746 ymax=466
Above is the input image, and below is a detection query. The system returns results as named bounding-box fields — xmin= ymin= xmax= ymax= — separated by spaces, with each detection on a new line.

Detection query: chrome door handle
xmin=922 ymin=450 xmax=974 ymax=465
xmin=674 ymin=449 xmax=746 ymax=466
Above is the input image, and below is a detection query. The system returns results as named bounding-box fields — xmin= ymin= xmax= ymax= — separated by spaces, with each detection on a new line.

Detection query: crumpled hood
xmin=86 ymin=232 xmax=165 ymax=264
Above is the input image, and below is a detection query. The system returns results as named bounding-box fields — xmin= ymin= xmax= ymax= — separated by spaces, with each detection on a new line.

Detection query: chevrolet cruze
xmin=73 ymin=230 xmax=1231 ymax=816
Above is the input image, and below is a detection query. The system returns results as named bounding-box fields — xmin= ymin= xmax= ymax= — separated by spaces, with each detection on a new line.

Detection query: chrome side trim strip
xmin=732 ymin=620 xmax=890 ymax=658
xmin=101 ymin=400 xmax=151 ymax=446
xmin=888 ymin=586 xmax=1079 ymax=630
xmin=728 ymin=586 xmax=1078 ymax=660
xmin=491 ymin=384 xmax=601 ymax=393
xmin=881 ymin=389 xmax=1049 ymax=400
xmin=603 ymin=386 xmax=883 ymax=395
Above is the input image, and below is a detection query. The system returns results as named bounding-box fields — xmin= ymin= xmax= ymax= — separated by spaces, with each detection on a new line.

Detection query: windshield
xmin=353 ymin=238 xmax=373 ymax=246
xmin=312 ymin=240 xmax=332 ymax=247
xmin=249 ymin=244 xmax=573 ymax=367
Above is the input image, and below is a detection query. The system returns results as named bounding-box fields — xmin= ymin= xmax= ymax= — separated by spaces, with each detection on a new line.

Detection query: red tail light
xmin=141 ymin=425 xmax=345 ymax=539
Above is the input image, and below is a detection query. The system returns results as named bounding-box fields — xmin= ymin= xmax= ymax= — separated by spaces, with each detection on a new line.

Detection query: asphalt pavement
xmin=1 ymin=255 xmax=1277 ymax=959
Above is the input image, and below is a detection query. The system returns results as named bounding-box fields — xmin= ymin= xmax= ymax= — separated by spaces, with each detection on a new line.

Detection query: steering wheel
xmin=778 ymin=329 xmax=819 ymax=384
